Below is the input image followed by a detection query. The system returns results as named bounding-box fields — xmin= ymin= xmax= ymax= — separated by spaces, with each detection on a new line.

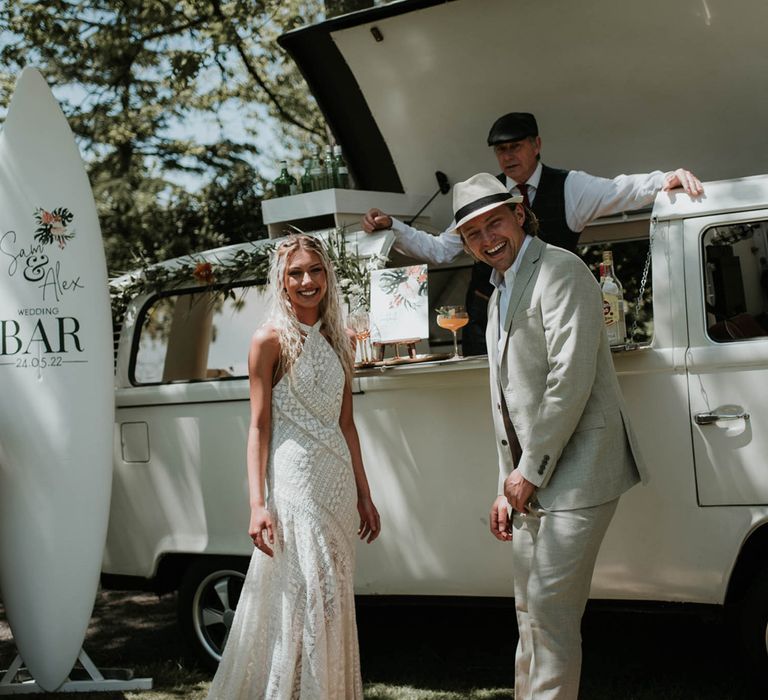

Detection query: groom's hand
xmin=504 ymin=469 xmax=536 ymax=514
xmin=489 ymin=495 xmax=512 ymax=542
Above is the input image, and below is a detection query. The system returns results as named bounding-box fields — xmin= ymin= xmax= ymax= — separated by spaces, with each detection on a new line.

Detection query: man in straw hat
xmin=452 ymin=172 xmax=647 ymax=699
xmin=363 ymin=112 xmax=702 ymax=355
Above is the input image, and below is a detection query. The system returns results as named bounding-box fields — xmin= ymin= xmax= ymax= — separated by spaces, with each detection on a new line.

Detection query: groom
xmin=453 ymin=173 xmax=647 ymax=699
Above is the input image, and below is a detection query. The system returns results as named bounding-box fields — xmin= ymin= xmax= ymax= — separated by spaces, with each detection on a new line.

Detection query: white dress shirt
xmin=490 ymin=235 xmax=533 ymax=353
xmin=388 ymin=162 xmax=667 ymax=264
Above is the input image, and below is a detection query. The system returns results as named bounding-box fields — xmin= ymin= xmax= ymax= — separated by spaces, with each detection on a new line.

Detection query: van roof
xmin=652 ymin=174 xmax=768 ymax=222
xmin=280 ymin=0 xmax=768 ymax=228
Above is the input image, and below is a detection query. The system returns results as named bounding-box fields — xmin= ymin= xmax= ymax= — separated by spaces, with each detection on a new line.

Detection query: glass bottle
xmin=333 ymin=145 xmax=350 ymax=189
xmin=300 ymin=159 xmax=313 ymax=193
xmin=310 ymin=154 xmax=325 ymax=191
xmin=600 ymin=250 xmax=627 ymax=346
xmin=323 ymin=146 xmax=334 ymax=189
xmin=273 ymin=160 xmax=296 ymax=197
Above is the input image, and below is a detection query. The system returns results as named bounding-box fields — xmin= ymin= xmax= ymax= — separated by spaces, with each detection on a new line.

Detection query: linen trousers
xmin=511 ymin=498 xmax=619 ymax=700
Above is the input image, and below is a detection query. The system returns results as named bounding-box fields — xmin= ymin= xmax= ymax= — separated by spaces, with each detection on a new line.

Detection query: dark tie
xmin=517 ymin=182 xmax=531 ymax=209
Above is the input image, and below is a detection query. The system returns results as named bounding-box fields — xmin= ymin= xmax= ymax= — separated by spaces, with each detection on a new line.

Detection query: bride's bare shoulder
xmin=250 ymin=323 xmax=281 ymax=356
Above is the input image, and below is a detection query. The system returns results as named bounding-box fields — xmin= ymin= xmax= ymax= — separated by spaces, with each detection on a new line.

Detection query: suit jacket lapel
xmin=502 ymin=236 xmax=545 ymax=333
xmin=487 ymin=288 xmax=500 ymax=369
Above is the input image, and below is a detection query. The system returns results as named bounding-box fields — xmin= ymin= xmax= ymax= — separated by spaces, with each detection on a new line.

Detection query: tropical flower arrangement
xmin=109 ymin=227 xmax=388 ymax=325
xmin=376 ymin=265 xmax=428 ymax=310
xmin=34 ymin=207 xmax=75 ymax=248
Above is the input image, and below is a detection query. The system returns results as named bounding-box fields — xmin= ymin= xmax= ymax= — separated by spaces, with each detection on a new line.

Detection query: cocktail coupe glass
xmin=348 ymin=308 xmax=371 ymax=363
xmin=436 ymin=305 xmax=469 ymax=360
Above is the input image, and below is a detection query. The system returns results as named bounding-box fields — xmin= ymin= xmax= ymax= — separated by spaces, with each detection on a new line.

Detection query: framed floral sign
xmin=369 ymin=265 xmax=429 ymax=343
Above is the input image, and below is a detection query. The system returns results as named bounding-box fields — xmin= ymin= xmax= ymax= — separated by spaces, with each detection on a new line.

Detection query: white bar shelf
xmin=262 ymin=188 xmax=431 ymax=238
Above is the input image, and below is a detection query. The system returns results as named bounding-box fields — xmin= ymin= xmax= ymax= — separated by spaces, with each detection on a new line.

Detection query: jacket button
xmin=501 ymin=439 xmax=508 ymax=446
xmin=497 ymin=403 xmax=501 ymax=411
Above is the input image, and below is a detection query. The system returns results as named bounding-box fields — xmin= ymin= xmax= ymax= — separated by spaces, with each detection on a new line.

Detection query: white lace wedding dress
xmin=207 ymin=321 xmax=362 ymax=699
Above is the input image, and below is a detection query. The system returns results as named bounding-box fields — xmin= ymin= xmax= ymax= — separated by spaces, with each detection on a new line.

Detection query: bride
xmin=207 ymin=234 xmax=381 ymax=699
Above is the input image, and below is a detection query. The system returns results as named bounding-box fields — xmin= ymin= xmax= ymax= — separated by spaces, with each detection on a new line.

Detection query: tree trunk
xmin=325 ymin=0 xmax=374 ymax=19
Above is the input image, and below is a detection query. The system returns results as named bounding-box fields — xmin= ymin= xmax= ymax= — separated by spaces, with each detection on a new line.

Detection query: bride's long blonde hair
xmin=267 ymin=234 xmax=353 ymax=381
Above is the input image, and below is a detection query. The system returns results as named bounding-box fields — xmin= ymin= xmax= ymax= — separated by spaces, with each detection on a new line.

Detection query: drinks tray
xmin=354 ymin=353 xmax=451 ymax=369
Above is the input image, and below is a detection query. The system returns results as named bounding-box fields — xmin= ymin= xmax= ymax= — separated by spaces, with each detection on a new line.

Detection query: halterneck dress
xmin=207 ymin=321 xmax=362 ymax=699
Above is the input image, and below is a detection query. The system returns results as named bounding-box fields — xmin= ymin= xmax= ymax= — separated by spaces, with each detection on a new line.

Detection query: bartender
xmin=362 ymin=112 xmax=703 ymax=355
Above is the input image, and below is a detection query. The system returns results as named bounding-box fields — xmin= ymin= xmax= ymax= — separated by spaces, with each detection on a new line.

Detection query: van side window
xmin=132 ymin=285 xmax=270 ymax=384
xmin=579 ymin=240 xmax=654 ymax=344
xmin=703 ymin=221 xmax=768 ymax=343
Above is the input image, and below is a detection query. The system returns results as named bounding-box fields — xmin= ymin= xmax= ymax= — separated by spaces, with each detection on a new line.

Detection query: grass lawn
xmin=0 ymin=591 xmax=764 ymax=698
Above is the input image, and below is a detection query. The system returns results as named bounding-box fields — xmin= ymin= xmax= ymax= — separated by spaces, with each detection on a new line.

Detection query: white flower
xmin=339 ymin=278 xmax=352 ymax=289
xmin=349 ymin=284 xmax=364 ymax=296
xmin=366 ymin=254 xmax=387 ymax=271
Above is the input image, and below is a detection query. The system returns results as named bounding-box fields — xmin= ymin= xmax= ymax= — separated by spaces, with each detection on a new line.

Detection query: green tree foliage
xmin=325 ymin=0 xmax=374 ymax=17
xmin=0 ymin=0 xmax=330 ymax=273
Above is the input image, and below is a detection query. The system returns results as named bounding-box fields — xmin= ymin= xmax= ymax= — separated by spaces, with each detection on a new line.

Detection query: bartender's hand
xmin=662 ymin=168 xmax=704 ymax=197
xmin=489 ymin=494 xmax=513 ymax=542
xmin=504 ymin=469 xmax=536 ymax=515
xmin=362 ymin=208 xmax=393 ymax=233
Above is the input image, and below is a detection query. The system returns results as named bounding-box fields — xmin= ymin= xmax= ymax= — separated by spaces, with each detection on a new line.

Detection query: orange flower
xmin=193 ymin=261 xmax=214 ymax=284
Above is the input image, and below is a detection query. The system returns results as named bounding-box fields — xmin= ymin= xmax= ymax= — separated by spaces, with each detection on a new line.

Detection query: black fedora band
xmin=454 ymin=193 xmax=512 ymax=225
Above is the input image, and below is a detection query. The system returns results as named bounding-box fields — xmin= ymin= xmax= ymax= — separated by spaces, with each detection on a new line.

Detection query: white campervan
xmin=104 ymin=0 xmax=768 ymax=683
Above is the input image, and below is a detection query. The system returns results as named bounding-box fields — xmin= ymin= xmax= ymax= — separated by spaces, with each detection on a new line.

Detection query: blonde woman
xmin=207 ymin=234 xmax=380 ymax=699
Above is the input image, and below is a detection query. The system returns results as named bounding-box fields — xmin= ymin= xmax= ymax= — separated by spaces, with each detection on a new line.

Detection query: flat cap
xmin=487 ymin=112 xmax=539 ymax=146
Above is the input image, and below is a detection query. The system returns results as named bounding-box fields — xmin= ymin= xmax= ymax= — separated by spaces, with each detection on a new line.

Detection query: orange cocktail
xmin=436 ymin=306 xmax=469 ymax=359
xmin=436 ymin=315 xmax=469 ymax=333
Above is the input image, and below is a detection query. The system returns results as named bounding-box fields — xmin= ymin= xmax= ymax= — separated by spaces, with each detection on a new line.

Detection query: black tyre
xmin=736 ymin=563 xmax=768 ymax=690
xmin=178 ymin=556 xmax=249 ymax=669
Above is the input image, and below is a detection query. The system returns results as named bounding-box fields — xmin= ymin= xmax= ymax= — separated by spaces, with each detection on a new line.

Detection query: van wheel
xmin=736 ymin=564 xmax=768 ymax=689
xmin=178 ymin=557 xmax=249 ymax=669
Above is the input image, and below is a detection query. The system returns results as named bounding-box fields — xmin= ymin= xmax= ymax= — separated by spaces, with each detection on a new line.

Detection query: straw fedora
xmin=451 ymin=172 xmax=522 ymax=230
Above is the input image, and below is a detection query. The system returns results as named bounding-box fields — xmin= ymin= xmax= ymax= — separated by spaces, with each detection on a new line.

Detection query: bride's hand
xmin=357 ymin=496 xmax=381 ymax=543
xmin=249 ymin=505 xmax=275 ymax=557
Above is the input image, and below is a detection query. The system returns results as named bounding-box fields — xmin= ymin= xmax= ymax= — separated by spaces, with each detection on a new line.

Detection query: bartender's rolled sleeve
xmin=390 ymin=218 xmax=465 ymax=265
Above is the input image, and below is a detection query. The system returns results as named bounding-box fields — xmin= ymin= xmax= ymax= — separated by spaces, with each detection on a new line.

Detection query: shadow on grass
xmin=357 ymin=601 xmax=765 ymax=700
xmin=0 ymin=591 xmax=208 ymax=700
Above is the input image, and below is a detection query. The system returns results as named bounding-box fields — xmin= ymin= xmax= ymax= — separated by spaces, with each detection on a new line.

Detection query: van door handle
xmin=694 ymin=407 xmax=750 ymax=425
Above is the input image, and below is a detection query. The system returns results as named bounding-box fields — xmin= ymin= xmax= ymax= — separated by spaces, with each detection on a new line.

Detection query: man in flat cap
xmin=362 ymin=111 xmax=703 ymax=354
xmin=452 ymin=172 xmax=647 ymax=699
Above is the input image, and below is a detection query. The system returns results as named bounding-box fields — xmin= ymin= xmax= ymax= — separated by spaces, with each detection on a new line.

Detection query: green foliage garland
xmin=110 ymin=242 xmax=273 ymax=326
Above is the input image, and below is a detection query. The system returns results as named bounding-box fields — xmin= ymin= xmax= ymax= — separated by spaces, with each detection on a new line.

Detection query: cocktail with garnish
xmin=436 ymin=305 xmax=469 ymax=359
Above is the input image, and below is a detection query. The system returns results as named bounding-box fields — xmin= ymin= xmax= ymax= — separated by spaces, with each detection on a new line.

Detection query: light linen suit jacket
xmin=487 ymin=236 xmax=648 ymax=511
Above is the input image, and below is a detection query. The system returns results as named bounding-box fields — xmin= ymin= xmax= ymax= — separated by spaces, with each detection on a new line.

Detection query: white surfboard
xmin=0 ymin=68 xmax=114 ymax=691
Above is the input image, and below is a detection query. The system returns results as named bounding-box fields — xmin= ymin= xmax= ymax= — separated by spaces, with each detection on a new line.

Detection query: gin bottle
xmin=333 ymin=145 xmax=350 ymax=189
xmin=310 ymin=154 xmax=325 ymax=191
xmin=600 ymin=250 xmax=627 ymax=346
xmin=300 ymin=159 xmax=313 ymax=193
xmin=323 ymin=146 xmax=334 ymax=189
xmin=273 ymin=160 xmax=296 ymax=197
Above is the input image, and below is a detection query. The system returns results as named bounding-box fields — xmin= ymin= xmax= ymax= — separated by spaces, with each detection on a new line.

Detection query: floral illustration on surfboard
xmin=34 ymin=207 xmax=75 ymax=249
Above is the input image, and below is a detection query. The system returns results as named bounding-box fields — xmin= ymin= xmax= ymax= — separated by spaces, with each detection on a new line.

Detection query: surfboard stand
xmin=0 ymin=649 xmax=153 ymax=694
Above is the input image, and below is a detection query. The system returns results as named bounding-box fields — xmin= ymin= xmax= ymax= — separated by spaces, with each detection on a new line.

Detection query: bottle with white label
xmin=600 ymin=250 xmax=627 ymax=346
xmin=333 ymin=145 xmax=350 ymax=188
